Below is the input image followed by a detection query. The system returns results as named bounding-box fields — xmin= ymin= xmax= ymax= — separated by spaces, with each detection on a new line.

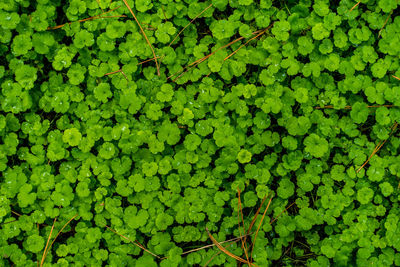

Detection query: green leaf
xmin=304 ymin=134 xmax=329 ymax=158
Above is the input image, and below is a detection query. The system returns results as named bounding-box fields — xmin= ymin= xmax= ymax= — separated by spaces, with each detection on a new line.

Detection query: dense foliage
xmin=1 ymin=0 xmax=400 ymax=266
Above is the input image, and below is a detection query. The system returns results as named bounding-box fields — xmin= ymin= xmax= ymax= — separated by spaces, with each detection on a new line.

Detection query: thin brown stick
xmin=316 ymin=105 xmax=351 ymax=109
xmin=378 ymin=11 xmax=392 ymax=37
xmin=393 ymin=75 xmax=400 ymax=81
xmin=237 ymin=189 xmax=251 ymax=266
xmin=167 ymin=45 xmax=216 ymax=78
xmin=170 ymin=56 xmax=208 ymax=82
xmin=47 ymin=6 xmax=125 ymax=30
xmin=246 ymin=194 xmax=268 ymax=238
xmin=290 ymin=241 xmax=295 ymax=257
xmin=104 ymin=69 xmax=128 ymax=81
xmin=224 ymin=31 xmax=264 ymax=61
xmin=349 ymin=1 xmax=361 ymax=12
xmin=40 ymin=217 xmax=57 ymax=266
xmin=205 ymin=228 xmax=258 ymax=266
xmin=168 ymin=3 xmax=213 ymax=47
xmin=104 ymin=56 xmax=163 ymax=79
xmin=48 ymin=15 xmax=126 ymax=30
xmin=120 ymin=70 xmax=129 ymax=81
xmin=250 ymin=196 xmax=273 ymax=261
xmin=11 ymin=210 xmax=22 ymax=217
xmin=182 ymin=233 xmax=251 ymax=256
xmin=203 ymin=251 xmax=222 ymax=267
xmin=159 ymin=233 xmax=252 ymax=260
xmin=105 ymin=69 xmax=122 ymax=76
xmin=295 ymin=240 xmax=310 ymax=249
xmin=357 ymin=122 xmax=398 ymax=173
xmin=363 ymin=105 xmax=394 ymax=109
xmin=198 ymin=28 xmax=263 ymax=66
xmin=169 ymin=36 xmax=246 ymax=81
xmin=174 ymin=61 xmax=203 ymax=81
xmin=41 ymin=214 xmax=78 ymax=266
xmin=161 ymin=6 xmax=168 ymax=21
xmin=121 ymin=0 xmax=160 ymax=76
xmin=137 ymin=56 xmax=162 ymax=65
xmin=296 ymin=253 xmax=317 ymax=259
xmin=270 ymin=202 xmax=296 ymax=224
xmin=141 ymin=22 xmax=156 ymax=28
xmin=356 ymin=142 xmax=382 ymax=173
xmin=315 ymin=104 xmax=396 ymax=109
xmin=224 ymin=25 xmax=273 ymax=61
xmin=105 ymin=225 xmax=161 ymax=259
xmin=168 ymin=28 xmax=265 ymax=81
xmin=169 ymin=36 xmax=244 ymax=79
xmin=282 ymin=244 xmax=292 ymax=259
xmin=105 ymin=55 xmax=163 ymax=80
xmin=134 ymin=239 xmax=150 ymax=253
xmin=0 ymin=219 xmax=18 ymax=225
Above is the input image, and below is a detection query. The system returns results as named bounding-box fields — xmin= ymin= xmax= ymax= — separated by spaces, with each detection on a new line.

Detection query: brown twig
xmin=182 ymin=234 xmax=251 ymax=256
xmin=120 ymin=70 xmax=129 ymax=81
xmin=357 ymin=122 xmax=398 ymax=173
xmin=48 ymin=15 xmax=126 ymax=30
xmin=296 ymin=253 xmax=317 ymax=259
xmin=104 ymin=69 xmax=122 ymax=76
xmin=315 ymin=104 xmax=395 ymax=110
xmin=270 ymin=202 xmax=296 ymax=224
xmin=160 ymin=233 xmax=252 ymax=260
xmin=315 ymin=105 xmax=352 ymax=110
xmin=170 ymin=58 xmax=206 ymax=82
xmin=11 ymin=210 xmax=22 ymax=217
xmin=105 ymin=225 xmax=161 ymax=259
xmin=378 ymin=11 xmax=392 ymax=37
xmin=205 ymin=228 xmax=258 ymax=267
xmin=0 ymin=219 xmax=18 ymax=226
xmin=161 ymin=5 xmax=168 ymax=21
xmin=137 ymin=56 xmax=162 ymax=65
xmin=237 ymin=188 xmax=251 ymax=266
xmin=41 ymin=215 xmax=78 ymax=266
xmin=105 ymin=56 xmax=163 ymax=76
xmin=202 ymin=25 xmax=272 ymax=78
xmin=246 ymin=194 xmax=268 ymax=238
xmin=104 ymin=55 xmax=163 ymax=80
xmin=295 ymin=240 xmax=310 ymax=249
xmin=168 ymin=3 xmax=213 ymax=47
xmin=47 ymin=6 xmax=125 ymax=30
xmin=224 ymin=25 xmax=273 ymax=61
xmin=141 ymin=22 xmax=156 ymax=28
xmin=168 ymin=28 xmax=265 ymax=81
xmin=393 ymin=75 xmax=400 ymax=81
xmin=40 ymin=217 xmax=57 ymax=266
xmin=168 ymin=34 xmax=251 ymax=81
xmin=250 ymin=196 xmax=273 ymax=261
xmin=203 ymin=251 xmax=222 ymax=267
xmin=121 ymin=0 xmax=160 ymax=76
xmin=104 ymin=69 xmax=128 ymax=81
xmin=349 ymin=1 xmax=361 ymax=12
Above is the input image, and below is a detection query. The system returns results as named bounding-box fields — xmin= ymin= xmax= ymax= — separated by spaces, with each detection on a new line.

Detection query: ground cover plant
xmin=1 ymin=0 xmax=400 ymax=266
